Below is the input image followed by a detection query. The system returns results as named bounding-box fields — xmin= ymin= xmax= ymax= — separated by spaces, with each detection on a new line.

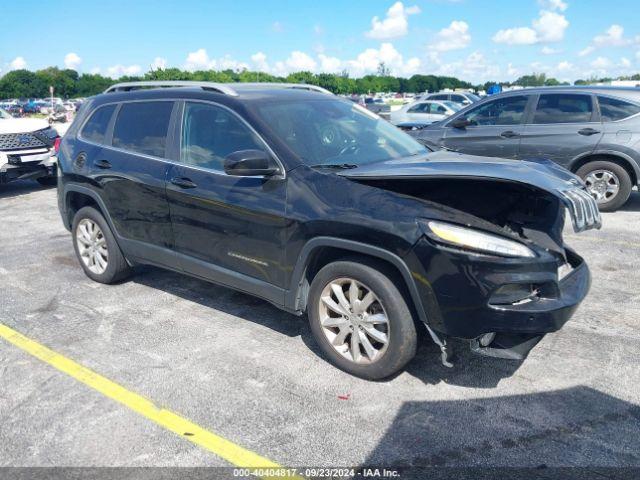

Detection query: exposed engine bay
xmin=352 ymin=177 xmax=569 ymax=255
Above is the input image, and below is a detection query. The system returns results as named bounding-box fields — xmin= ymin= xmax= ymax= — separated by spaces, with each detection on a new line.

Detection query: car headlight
xmin=423 ymin=220 xmax=536 ymax=258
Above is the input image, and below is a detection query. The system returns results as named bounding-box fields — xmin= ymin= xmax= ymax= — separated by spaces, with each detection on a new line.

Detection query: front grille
xmin=0 ymin=132 xmax=48 ymax=151
xmin=561 ymin=187 xmax=602 ymax=232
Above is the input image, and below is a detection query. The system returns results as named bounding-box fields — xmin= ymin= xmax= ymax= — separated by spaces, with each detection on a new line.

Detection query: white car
xmin=0 ymin=108 xmax=59 ymax=186
xmin=390 ymin=100 xmax=461 ymax=126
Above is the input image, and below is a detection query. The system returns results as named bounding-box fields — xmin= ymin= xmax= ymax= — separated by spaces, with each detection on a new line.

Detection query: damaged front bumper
xmin=407 ymin=237 xmax=590 ymax=356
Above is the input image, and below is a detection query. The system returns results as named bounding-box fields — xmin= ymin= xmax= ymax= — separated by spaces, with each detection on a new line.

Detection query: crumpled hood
xmin=338 ymin=150 xmax=581 ymax=189
xmin=338 ymin=150 xmax=601 ymax=232
xmin=0 ymin=117 xmax=50 ymax=134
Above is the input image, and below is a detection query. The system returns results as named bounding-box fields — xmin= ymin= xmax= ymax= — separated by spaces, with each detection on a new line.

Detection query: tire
xmin=71 ymin=206 xmax=131 ymax=284
xmin=36 ymin=176 xmax=57 ymax=187
xmin=307 ymin=259 xmax=417 ymax=380
xmin=576 ymin=160 xmax=632 ymax=212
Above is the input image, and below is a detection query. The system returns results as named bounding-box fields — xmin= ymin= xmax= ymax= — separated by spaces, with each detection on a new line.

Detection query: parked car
xmin=364 ymin=97 xmax=391 ymax=118
xmin=390 ymin=100 xmax=461 ymax=126
xmin=0 ymin=107 xmax=59 ymax=186
xmin=418 ymin=91 xmax=480 ymax=106
xmin=48 ymin=104 xmax=69 ymax=123
xmin=411 ymin=86 xmax=640 ymax=211
xmin=57 ymin=81 xmax=600 ymax=379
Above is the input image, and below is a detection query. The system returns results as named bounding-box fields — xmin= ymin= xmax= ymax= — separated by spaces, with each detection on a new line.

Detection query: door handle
xmin=578 ymin=128 xmax=600 ymax=136
xmin=500 ymin=130 xmax=520 ymax=138
xmin=95 ymin=159 xmax=112 ymax=169
xmin=171 ymin=177 xmax=197 ymax=189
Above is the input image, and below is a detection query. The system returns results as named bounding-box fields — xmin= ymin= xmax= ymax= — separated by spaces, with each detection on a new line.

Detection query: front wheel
xmin=576 ymin=160 xmax=632 ymax=212
xmin=307 ymin=259 xmax=417 ymax=380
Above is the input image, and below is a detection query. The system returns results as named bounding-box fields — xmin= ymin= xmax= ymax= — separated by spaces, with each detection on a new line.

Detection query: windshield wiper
xmin=309 ymin=163 xmax=359 ymax=169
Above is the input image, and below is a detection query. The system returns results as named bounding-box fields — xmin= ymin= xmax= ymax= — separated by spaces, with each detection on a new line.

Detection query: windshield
xmin=466 ymin=93 xmax=481 ymax=102
xmin=0 ymin=108 xmax=12 ymax=119
xmin=255 ymin=99 xmax=428 ymax=167
xmin=443 ymin=101 xmax=463 ymax=112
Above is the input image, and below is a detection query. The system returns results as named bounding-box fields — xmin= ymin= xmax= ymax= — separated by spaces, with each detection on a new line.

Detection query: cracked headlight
xmin=424 ymin=221 xmax=536 ymax=258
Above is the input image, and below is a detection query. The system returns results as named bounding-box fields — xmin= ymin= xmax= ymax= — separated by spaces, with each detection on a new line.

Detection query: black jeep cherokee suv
xmin=57 ymin=81 xmax=601 ymax=379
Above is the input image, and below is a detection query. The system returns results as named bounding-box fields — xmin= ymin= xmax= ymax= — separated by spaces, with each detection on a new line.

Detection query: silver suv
xmin=412 ymin=86 xmax=640 ymax=211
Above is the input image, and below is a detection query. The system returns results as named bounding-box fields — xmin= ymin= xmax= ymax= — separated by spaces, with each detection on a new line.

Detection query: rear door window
xmin=597 ymin=96 xmax=640 ymax=122
xmin=407 ymin=103 xmax=428 ymax=113
xmin=430 ymin=94 xmax=448 ymax=101
xmin=112 ymin=101 xmax=173 ymax=157
xmin=463 ymin=96 xmax=528 ymax=126
xmin=80 ymin=104 xmax=116 ymax=144
xmin=533 ymin=94 xmax=593 ymax=124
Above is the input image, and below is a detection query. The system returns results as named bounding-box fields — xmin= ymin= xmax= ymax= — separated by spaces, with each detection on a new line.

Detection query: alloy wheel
xmin=76 ymin=218 xmax=108 ymax=275
xmin=318 ymin=277 xmax=390 ymax=364
xmin=584 ymin=169 xmax=620 ymax=204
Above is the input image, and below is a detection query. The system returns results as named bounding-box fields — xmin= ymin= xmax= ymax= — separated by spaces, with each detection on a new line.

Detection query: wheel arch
xmin=64 ymin=185 xmax=117 ymax=235
xmin=570 ymin=152 xmax=639 ymax=186
xmin=285 ymin=237 xmax=429 ymax=326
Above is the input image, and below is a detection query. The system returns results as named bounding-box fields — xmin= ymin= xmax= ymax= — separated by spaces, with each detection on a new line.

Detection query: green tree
xmin=0 ymin=70 xmax=46 ymax=98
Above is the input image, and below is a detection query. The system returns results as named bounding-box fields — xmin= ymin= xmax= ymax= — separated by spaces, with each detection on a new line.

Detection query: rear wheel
xmin=72 ymin=206 xmax=131 ymax=284
xmin=307 ymin=259 xmax=417 ymax=380
xmin=576 ymin=160 xmax=632 ymax=212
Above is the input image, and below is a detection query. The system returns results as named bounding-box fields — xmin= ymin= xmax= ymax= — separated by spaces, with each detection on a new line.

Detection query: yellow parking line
xmin=0 ymin=323 xmax=298 ymax=479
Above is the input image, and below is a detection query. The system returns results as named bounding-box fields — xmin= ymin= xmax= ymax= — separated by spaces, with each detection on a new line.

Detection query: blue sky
xmin=2 ymin=0 xmax=639 ymax=82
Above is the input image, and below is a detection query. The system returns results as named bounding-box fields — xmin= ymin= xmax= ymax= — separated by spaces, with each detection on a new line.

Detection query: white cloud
xmin=619 ymin=57 xmax=631 ymax=68
xmin=538 ymin=0 xmax=568 ymax=12
xmin=493 ymin=27 xmax=538 ymax=45
xmin=271 ymin=21 xmax=284 ymax=33
xmin=318 ymin=54 xmax=342 ymax=73
xmin=366 ymin=2 xmax=421 ymax=40
xmin=348 ymin=42 xmax=420 ymax=76
xmin=541 ymin=46 xmax=560 ymax=55
xmin=533 ymin=11 xmax=569 ymax=42
xmin=493 ymin=9 xmax=568 ymax=45
xmin=150 ymin=57 xmax=167 ymax=70
xmin=429 ymin=21 xmax=471 ymax=52
xmin=556 ymin=60 xmax=573 ymax=71
xmin=251 ymin=52 xmax=269 ymax=71
xmin=593 ymin=24 xmax=633 ymax=47
xmin=64 ymin=52 xmax=82 ymax=70
xmin=106 ymin=64 xmax=142 ymax=78
xmin=286 ymin=51 xmax=317 ymax=71
xmin=590 ymin=56 xmax=611 ymax=69
xmin=184 ymin=48 xmax=213 ymax=70
xmin=314 ymin=24 xmax=323 ymax=35
xmin=433 ymin=51 xmax=501 ymax=83
xmin=578 ymin=46 xmax=595 ymax=57
xmin=9 ymin=56 xmax=27 ymax=70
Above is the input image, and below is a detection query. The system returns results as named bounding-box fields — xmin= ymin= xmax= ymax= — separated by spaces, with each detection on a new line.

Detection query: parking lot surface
xmin=1 ymin=181 xmax=639 ymax=472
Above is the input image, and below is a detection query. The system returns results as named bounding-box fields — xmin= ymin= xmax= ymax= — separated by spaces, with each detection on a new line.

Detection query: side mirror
xmin=224 ymin=149 xmax=280 ymax=177
xmin=450 ymin=117 xmax=471 ymax=129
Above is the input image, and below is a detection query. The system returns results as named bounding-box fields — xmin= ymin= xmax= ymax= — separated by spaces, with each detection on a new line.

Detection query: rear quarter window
xmin=112 ymin=101 xmax=174 ymax=157
xmin=598 ymin=96 xmax=640 ymax=122
xmin=80 ymin=104 xmax=116 ymax=144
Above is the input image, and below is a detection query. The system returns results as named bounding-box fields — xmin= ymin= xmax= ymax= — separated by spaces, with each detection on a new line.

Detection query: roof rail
xmin=104 ymin=81 xmax=239 ymax=96
xmin=103 ymin=81 xmax=334 ymax=97
xmin=232 ymin=83 xmax=334 ymax=95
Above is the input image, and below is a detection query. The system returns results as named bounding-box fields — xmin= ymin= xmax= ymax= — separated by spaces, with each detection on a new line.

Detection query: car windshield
xmin=255 ymin=99 xmax=428 ymax=167
xmin=0 ymin=108 xmax=11 ymax=119
xmin=443 ymin=101 xmax=463 ymax=111
xmin=466 ymin=93 xmax=481 ymax=102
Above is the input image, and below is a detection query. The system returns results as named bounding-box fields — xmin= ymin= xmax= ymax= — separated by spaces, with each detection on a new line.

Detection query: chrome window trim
xmin=76 ymin=98 xmax=286 ymax=179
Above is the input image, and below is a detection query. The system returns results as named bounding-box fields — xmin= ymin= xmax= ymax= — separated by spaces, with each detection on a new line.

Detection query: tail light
xmin=54 ymin=137 xmax=61 ymax=154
